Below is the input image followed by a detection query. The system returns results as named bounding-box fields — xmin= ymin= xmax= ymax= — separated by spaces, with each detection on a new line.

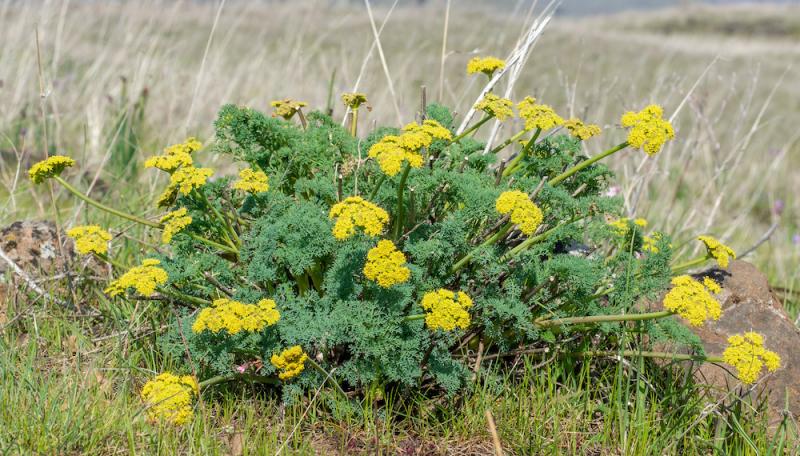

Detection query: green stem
xmin=535 ymin=310 xmax=673 ymax=328
xmin=307 ymin=358 xmax=347 ymax=398
xmin=502 ymin=128 xmax=540 ymax=177
xmin=186 ymin=233 xmax=239 ymax=256
xmin=199 ymin=373 xmax=280 ymax=390
xmin=450 ymin=222 xmax=513 ymax=274
xmin=158 ymin=288 xmax=212 ymax=307
xmin=671 ymin=255 xmax=710 ymax=275
xmin=549 ymin=141 xmax=629 ymax=186
xmin=193 ymin=189 xmax=237 ymax=249
xmin=403 ymin=314 xmax=426 ymax=322
xmin=368 ymin=174 xmax=386 ymax=201
xmin=578 ymin=350 xmax=723 ymax=364
xmin=351 ymin=107 xmax=359 ymax=137
xmin=501 ymin=216 xmax=585 ymax=261
xmin=54 ymin=176 xmax=160 ymax=228
xmin=489 ymin=129 xmax=528 ymax=155
xmin=393 ymin=164 xmax=412 ymax=240
xmin=451 ymin=115 xmax=492 ymax=144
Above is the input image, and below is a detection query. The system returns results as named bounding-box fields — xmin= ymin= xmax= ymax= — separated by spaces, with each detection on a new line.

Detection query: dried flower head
xmin=420 ymin=289 xmax=473 ymax=331
xmin=271 ymin=99 xmax=308 ymax=120
xmin=517 ymin=97 xmax=564 ymax=131
xmin=341 ymin=92 xmax=368 ymax=110
xmin=474 ymin=93 xmax=514 ymax=121
xmin=105 ymin=259 xmax=168 ymax=297
xmin=723 ymin=332 xmax=781 ymax=384
xmin=697 ymin=235 xmax=736 ymax=269
xmin=363 ymin=240 xmax=411 ymax=288
xmin=466 ymin=56 xmax=505 ymax=77
xmin=28 ymin=155 xmax=75 ymax=184
xmin=329 ymin=196 xmax=390 ymax=240
xmin=495 ymin=190 xmax=544 ymax=235
xmin=233 ymin=168 xmax=269 ymax=194
xmin=140 ymin=372 xmax=199 ymax=425
xmin=192 ymin=298 xmax=280 ymax=335
xmin=620 ymin=104 xmax=674 ymax=155
xmin=271 ymin=346 xmax=309 ymax=380
xmin=67 ymin=225 xmax=112 ymax=255
xmin=662 ymin=275 xmax=722 ymax=326
xmin=160 ymin=208 xmax=192 ymax=243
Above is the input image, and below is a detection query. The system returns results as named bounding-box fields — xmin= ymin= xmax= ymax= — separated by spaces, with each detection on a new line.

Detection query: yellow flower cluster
xmin=105 ymin=259 xmax=168 ymax=297
xmin=620 ymin=104 xmax=674 ymax=156
xmin=564 ymin=118 xmax=601 ymax=140
xmin=367 ymin=120 xmax=451 ymax=176
xmin=517 ymin=97 xmax=564 ymax=131
xmin=662 ymin=275 xmax=722 ymax=326
xmin=28 ymin=155 xmax=75 ymax=184
xmin=697 ymin=235 xmax=736 ymax=269
xmin=140 ymin=372 xmax=199 ymax=425
xmin=341 ymin=92 xmax=368 ymax=110
xmin=466 ymin=56 xmax=505 ymax=77
xmin=329 ymin=196 xmax=390 ymax=240
xmin=474 ymin=93 xmax=514 ymax=121
xmin=66 ymin=225 xmax=111 ymax=255
xmin=169 ymin=166 xmax=214 ymax=196
xmin=420 ymin=289 xmax=473 ymax=331
xmin=363 ymin=240 xmax=411 ymax=288
xmin=642 ymin=232 xmax=664 ymax=253
xmin=145 ymin=138 xmax=202 ymax=173
xmin=609 ymin=217 xmax=648 ymax=237
xmin=495 ymin=190 xmax=544 ymax=235
xmin=232 ymin=168 xmax=269 ymax=194
xmin=192 ymin=298 xmax=280 ymax=335
xmin=368 ymin=135 xmax=423 ymax=176
xmin=271 ymin=345 xmax=309 ymax=380
xmin=722 ymin=332 xmax=781 ymax=384
xmin=160 ymin=208 xmax=192 ymax=243
xmin=271 ymin=98 xmax=307 ymax=120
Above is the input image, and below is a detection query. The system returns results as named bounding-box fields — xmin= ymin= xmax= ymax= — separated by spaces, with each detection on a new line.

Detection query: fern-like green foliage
xmin=148 ymin=102 xmax=689 ymax=397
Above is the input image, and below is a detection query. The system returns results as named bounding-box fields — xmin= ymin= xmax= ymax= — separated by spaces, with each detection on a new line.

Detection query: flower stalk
xmin=450 ymin=115 xmax=492 ymax=144
xmin=549 ymin=141 xmax=629 ymax=186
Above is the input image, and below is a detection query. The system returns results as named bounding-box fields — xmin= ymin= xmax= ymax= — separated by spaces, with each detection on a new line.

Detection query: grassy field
xmin=1 ymin=1 xmax=799 ymax=454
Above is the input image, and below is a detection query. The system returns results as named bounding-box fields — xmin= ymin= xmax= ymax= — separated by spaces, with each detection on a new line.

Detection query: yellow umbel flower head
xmin=368 ymin=135 xmax=423 ymax=176
xmin=169 ymin=166 xmax=213 ymax=195
xmin=420 ymin=289 xmax=473 ymax=331
xmin=105 ymin=259 xmax=168 ymax=297
xmin=271 ymin=346 xmax=309 ymax=380
xmin=723 ymin=332 xmax=781 ymax=384
xmin=564 ymin=118 xmax=602 ymax=140
xmin=144 ymin=152 xmax=193 ymax=173
xmin=363 ymin=240 xmax=411 ymax=288
xmin=67 ymin=225 xmax=112 ymax=255
xmin=662 ymin=275 xmax=722 ymax=327
xmin=341 ymin=92 xmax=368 ymax=110
xmin=697 ymin=235 xmax=736 ymax=269
xmin=192 ymin=298 xmax=280 ymax=335
xmin=140 ymin=372 xmax=199 ymax=425
xmin=474 ymin=93 xmax=514 ymax=121
xmin=270 ymin=98 xmax=308 ymax=120
xmin=145 ymin=138 xmax=201 ymax=173
xmin=517 ymin=97 xmax=565 ymax=131
xmin=156 ymin=185 xmax=179 ymax=208
xmin=164 ymin=137 xmax=202 ymax=155
xmin=466 ymin=56 xmax=505 ymax=78
xmin=160 ymin=208 xmax=192 ymax=243
xmin=233 ymin=168 xmax=269 ymax=194
xmin=609 ymin=217 xmax=648 ymax=237
xmin=643 ymin=232 xmax=664 ymax=253
xmin=329 ymin=196 xmax=390 ymax=240
xmin=620 ymin=104 xmax=674 ymax=155
xmin=28 ymin=155 xmax=75 ymax=184
xmin=402 ymin=120 xmax=453 ymax=148
xmin=495 ymin=190 xmax=544 ymax=236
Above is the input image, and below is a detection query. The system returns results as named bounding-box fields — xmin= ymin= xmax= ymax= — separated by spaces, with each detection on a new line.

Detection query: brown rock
xmin=0 ymin=220 xmax=75 ymax=274
xmin=675 ymin=261 xmax=799 ymax=423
